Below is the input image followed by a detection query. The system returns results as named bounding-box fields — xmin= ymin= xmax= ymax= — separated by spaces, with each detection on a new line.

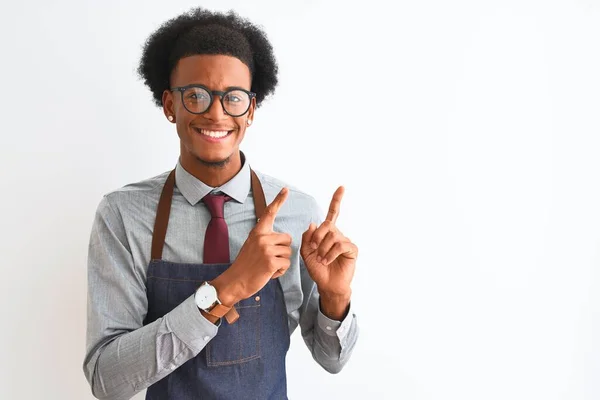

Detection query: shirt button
xmin=255 ymin=296 xmax=260 ymax=302
xmin=203 ymin=336 xmax=210 ymax=341
xmin=326 ymin=326 xmax=332 ymax=331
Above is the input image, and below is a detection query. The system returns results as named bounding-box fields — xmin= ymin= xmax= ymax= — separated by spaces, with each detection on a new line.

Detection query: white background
xmin=1 ymin=0 xmax=599 ymax=399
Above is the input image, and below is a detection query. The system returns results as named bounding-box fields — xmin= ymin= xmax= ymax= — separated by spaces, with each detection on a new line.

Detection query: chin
xmin=194 ymin=153 xmax=232 ymax=167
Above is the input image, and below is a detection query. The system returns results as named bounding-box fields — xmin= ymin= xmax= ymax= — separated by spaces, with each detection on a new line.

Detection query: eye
xmin=187 ymin=92 xmax=209 ymax=101
xmin=224 ymin=93 xmax=242 ymax=103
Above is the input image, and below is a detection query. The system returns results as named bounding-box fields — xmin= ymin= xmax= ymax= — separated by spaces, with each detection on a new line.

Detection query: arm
xmin=298 ymin=187 xmax=360 ymax=373
xmin=83 ymin=196 xmax=219 ymax=400
xmin=298 ymin=257 xmax=359 ymax=374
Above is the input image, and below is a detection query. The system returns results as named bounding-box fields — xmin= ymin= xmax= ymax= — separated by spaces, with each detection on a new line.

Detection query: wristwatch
xmin=194 ymin=282 xmax=239 ymax=323
xmin=194 ymin=281 xmax=220 ymax=311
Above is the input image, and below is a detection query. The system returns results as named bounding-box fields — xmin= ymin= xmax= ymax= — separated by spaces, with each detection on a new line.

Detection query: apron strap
xmin=151 ymin=167 xmax=267 ymax=261
xmin=151 ymin=169 xmax=175 ymax=260
xmin=250 ymin=169 xmax=266 ymax=221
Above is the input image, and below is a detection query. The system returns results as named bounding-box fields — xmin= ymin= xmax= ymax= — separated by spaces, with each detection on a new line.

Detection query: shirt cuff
xmin=317 ymin=301 xmax=354 ymax=339
xmin=166 ymin=295 xmax=219 ymax=353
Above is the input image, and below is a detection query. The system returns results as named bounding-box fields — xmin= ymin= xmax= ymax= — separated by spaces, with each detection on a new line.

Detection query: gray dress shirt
xmin=83 ymin=155 xmax=359 ymax=400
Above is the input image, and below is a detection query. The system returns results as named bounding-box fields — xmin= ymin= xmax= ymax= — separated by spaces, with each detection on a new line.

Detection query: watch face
xmin=195 ymin=283 xmax=218 ymax=310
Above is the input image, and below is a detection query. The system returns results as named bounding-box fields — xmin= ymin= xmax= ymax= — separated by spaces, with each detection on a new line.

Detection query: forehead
xmin=171 ymin=54 xmax=252 ymax=89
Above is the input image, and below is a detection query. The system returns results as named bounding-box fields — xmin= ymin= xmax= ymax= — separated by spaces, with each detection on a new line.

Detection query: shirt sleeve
xmin=298 ymin=258 xmax=359 ymax=374
xmin=297 ymin=199 xmax=359 ymax=374
xmin=83 ymin=196 xmax=218 ymax=400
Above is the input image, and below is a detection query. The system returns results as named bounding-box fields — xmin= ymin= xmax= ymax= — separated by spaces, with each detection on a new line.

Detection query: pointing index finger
xmin=326 ymin=186 xmax=345 ymax=224
xmin=256 ymin=187 xmax=289 ymax=231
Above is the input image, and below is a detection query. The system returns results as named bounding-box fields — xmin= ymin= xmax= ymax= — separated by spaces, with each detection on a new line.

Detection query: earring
xmin=247 ymin=119 xmax=252 ymax=126
xmin=167 ymin=115 xmax=174 ymax=122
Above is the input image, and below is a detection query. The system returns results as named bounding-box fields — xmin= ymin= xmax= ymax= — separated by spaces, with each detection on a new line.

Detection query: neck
xmin=179 ymin=150 xmax=243 ymax=187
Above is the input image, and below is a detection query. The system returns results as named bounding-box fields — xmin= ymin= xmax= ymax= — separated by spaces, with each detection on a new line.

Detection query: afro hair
xmin=137 ymin=7 xmax=278 ymax=108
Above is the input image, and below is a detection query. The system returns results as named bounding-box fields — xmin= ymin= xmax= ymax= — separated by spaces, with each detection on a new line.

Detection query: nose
xmin=203 ymin=95 xmax=228 ymax=121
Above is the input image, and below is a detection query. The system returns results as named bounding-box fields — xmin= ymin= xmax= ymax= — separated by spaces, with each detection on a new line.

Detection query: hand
xmin=300 ymin=187 xmax=358 ymax=299
xmin=212 ymin=188 xmax=292 ymax=306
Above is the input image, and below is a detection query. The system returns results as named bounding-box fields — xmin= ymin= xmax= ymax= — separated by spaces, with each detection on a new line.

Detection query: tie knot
xmin=203 ymin=194 xmax=230 ymax=218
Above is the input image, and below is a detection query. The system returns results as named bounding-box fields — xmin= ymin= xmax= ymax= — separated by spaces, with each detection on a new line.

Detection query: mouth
xmin=193 ymin=127 xmax=234 ymax=143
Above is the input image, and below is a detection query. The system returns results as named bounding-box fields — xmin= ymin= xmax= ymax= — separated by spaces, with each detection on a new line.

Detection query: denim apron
xmin=144 ymin=169 xmax=290 ymax=400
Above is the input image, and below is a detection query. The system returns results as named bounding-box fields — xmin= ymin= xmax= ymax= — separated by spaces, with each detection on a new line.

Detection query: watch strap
xmin=207 ymin=303 xmax=239 ymax=324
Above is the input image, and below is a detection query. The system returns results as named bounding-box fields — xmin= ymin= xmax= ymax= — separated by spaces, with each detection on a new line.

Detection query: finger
xmin=325 ymin=186 xmax=345 ymax=224
xmin=256 ymin=232 xmax=291 ymax=251
xmin=309 ymin=221 xmax=334 ymax=251
xmin=271 ymin=258 xmax=291 ymax=279
xmin=301 ymin=222 xmax=317 ymax=251
xmin=271 ymin=266 xmax=288 ymax=279
xmin=255 ymin=188 xmax=289 ymax=233
xmin=271 ymin=270 xmax=285 ymax=279
xmin=257 ymin=232 xmax=292 ymax=247
xmin=322 ymin=241 xmax=358 ymax=265
xmin=316 ymin=230 xmax=339 ymax=260
xmin=270 ymin=244 xmax=292 ymax=259
xmin=273 ymin=233 xmax=292 ymax=247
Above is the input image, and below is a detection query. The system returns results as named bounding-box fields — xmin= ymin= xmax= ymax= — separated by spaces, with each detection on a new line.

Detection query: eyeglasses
xmin=170 ymin=84 xmax=256 ymax=117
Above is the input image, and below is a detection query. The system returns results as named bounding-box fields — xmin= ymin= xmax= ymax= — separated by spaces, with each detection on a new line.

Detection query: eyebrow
xmin=184 ymin=83 xmax=249 ymax=91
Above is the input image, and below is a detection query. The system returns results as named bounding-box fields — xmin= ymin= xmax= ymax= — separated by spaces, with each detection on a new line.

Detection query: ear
xmin=162 ymin=90 xmax=175 ymax=122
xmin=247 ymin=96 xmax=256 ymax=125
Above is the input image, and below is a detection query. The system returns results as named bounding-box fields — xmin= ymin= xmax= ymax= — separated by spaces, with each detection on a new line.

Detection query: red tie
xmin=202 ymin=194 xmax=231 ymax=264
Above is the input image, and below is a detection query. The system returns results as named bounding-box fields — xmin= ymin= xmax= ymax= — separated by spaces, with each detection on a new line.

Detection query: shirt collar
xmin=175 ymin=152 xmax=251 ymax=205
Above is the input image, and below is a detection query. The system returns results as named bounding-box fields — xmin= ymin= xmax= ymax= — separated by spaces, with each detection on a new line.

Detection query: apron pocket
xmin=206 ymin=294 xmax=262 ymax=366
xmin=147 ymin=261 xmax=264 ymax=367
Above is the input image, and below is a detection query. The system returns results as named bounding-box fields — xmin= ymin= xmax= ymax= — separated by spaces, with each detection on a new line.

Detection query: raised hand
xmin=300 ymin=187 xmax=358 ymax=299
xmin=213 ymin=188 xmax=292 ymax=306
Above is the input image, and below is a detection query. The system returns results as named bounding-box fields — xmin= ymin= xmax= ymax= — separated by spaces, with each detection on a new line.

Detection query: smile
xmin=193 ymin=128 xmax=233 ymax=141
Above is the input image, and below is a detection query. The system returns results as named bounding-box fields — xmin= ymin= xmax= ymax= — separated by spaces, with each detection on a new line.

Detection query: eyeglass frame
xmin=170 ymin=84 xmax=257 ymax=117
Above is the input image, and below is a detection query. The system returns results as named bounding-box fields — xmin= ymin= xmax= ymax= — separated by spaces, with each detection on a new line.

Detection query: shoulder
xmin=95 ymin=170 xmax=171 ymax=220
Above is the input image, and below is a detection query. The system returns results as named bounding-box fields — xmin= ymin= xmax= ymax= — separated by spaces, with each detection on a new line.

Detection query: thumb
xmin=301 ymin=222 xmax=317 ymax=252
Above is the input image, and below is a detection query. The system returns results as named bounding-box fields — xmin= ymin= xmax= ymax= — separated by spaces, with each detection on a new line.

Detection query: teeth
xmin=200 ymin=129 xmax=229 ymax=138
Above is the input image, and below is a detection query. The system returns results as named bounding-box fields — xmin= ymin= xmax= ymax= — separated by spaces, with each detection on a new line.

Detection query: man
xmin=84 ymin=7 xmax=359 ymax=399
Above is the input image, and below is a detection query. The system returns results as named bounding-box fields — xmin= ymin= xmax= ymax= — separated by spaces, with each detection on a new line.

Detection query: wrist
xmin=319 ymin=287 xmax=352 ymax=302
xmin=319 ymin=289 xmax=351 ymax=321
xmin=211 ymin=273 xmax=242 ymax=307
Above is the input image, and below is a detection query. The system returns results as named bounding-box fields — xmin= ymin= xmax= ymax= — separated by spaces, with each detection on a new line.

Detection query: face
xmin=162 ymin=54 xmax=255 ymax=168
